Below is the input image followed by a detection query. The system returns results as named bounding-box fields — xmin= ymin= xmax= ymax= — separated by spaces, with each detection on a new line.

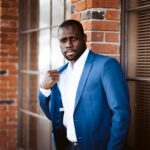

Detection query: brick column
xmin=0 ymin=0 xmax=18 ymax=150
xmin=71 ymin=0 xmax=121 ymax=60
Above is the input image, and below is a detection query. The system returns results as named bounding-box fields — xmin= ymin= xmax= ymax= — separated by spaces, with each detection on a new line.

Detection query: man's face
xmin=58 ymin=25 xmax=87 ymax=62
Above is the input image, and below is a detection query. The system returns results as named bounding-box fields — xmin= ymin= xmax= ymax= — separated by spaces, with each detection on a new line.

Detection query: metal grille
xmin=138 ymin=0 xmax=150 ymax=6
xmin=136 ymin=9 xmax=150 ymax=77
xmin=136 ymin=81 xmax=150 ymax=149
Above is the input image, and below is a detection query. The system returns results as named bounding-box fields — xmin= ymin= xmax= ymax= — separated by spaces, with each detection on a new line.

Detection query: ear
xmin=83 ymin=33 xmax=87 ymax=42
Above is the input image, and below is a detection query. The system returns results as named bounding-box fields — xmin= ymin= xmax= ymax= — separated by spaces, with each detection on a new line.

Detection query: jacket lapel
xmin=74 ymin=51 xmax=95 ymax=109
xmin=57 ymin=63 xmax=68 ymax=73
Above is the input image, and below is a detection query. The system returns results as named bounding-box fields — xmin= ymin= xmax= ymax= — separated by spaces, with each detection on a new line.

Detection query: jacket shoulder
xmin=89 ymin=50 xmax=116 ymax=65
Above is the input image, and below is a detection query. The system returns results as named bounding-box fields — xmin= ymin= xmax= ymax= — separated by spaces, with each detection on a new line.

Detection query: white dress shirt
xmin=40 ymin=48 xmax=89 ymax=142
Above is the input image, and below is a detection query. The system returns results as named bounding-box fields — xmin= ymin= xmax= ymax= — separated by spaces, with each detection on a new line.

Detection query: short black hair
xmin=58 ymin=19 xmax=84 ymax=36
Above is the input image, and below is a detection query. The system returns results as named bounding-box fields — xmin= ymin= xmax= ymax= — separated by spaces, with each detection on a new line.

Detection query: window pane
xmin=30 ymin=0 xmax=39 ymax=29
xmin=21 ymin=74 xmax=39 ymax=113
xmin=51 ymin=27 xmax=64 ymax=69
xmin=135 ymin=81 xmax=150 ymax=149
xmin=136 ymin=9 xmax=150 ymax=78
xmin=21 ymin=74 xmax=28 ymax=110
xmin=127 ymin=81 xmax=150 ymax=149
xmin=20 ymin=113 xmax=52 ymax=150
xmin=39 ymin=29 xmax=51 ymax=72
xmin=29 ymin=32 xmax=39 ymax=71
xmin=126 ymin=81 xmax=136 ymax=148
xmin=29 ymin=115 xmax=38 ymax=150
xmin=52 ymin=0 xmax=64 ymax=26
xmin=36 ymin=117 xmax=52 ymax=150
xmin=39 ymin=0 xmax=50 ymax=28
xmin=127 ymin=12 xmax=138 ymax=77
xmin=22 ymin=34 xmax=28 ymax=70
xmin=128 ymin=0 xmax=150 ymax=9
xmin=66 ymin=0 xmax=71 ymax=19
xmin=128 ymin=0 xmax=138 ymax=8
xmin=21 ymin=0 xmax=29 ymax=30
xmin=20 ymin=113 xmax=28 ymax=149
xmin=127 ymin=10 xmax=150 ymax=78
xmin=29 ymin=74 xmax=39 ymax=113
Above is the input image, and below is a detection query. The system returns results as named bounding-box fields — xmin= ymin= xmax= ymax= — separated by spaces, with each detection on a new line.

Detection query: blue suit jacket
xmin=39 ymin=51 xmax=130 ymax=150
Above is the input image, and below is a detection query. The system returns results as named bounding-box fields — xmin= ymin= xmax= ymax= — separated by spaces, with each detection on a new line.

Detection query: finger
xmin=48 ymin=71 xmax=59 ymax=76
xmin=48 ymin=70 xmax=59 ymax=74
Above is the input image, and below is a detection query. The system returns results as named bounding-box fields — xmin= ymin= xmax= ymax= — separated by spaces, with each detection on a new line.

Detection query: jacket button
xmin=75 ymin=119 xmax=78 ymax=122
xmin=78 ymin=137 xmax=82 ymax=140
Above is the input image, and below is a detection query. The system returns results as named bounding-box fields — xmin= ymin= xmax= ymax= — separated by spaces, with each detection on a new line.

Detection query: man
xmin=39 ymin=19 xmax=130 ymax=150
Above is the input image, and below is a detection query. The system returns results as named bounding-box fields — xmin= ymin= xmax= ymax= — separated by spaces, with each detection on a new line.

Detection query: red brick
xmin=87 ymin=43 xmax=119 ymax=54
xmin=1 ymin=1 xmax=18 ymax=8
xmin=1 ymin=14 xmax=18 ymax=20
xmin=0 ymin=33 xmax=8 ymax=38
xmin=7 ymin=142 xmax=17 ymax=150
xmin=71 ymin=13 xmax=81 ymax=21
xmin=105 ymin=32 xmax=119 ymax=42
xmin=0 ymin=76 xmax=17 ymax=81
xmin=7 ymin=94 xmax=18 ymax=99
xmin=1 ymin=39 xmax=18 ymax=45
xmin=0 ymin=57 xmax=18 ymax=63
xmin=0 ymin=94 xmax=7 ymax=100
xmin=1 ymin=8 xmax=18 ymax=15
xmin=0 ymin=105 xmax=7 ymax=111
xmin=87 ymin=0 xmax=120 ymax=9
xmin=87 ymin=21 xmax=120 ymax=31
xmin=0 ymin=143 xmax=7 ymax=150
xmin=1 ymin=27 xmax=18 ymax=32
xmin=0 ymin=64 xmax=17 ymax=70
xmin=9 ymin=80 xmax=18 ymax=87
xmin=1 ymin=88 xmax=17 ymax=94
xmin=76 ymin=0 xmax=87 ymax=12
xmin=1 ymin=21 xmax=17 ymax=28
xmin=105 ymin=10 xmax=120 ymax=20
xmin=8 ymin=105 xmax=18 ymax=111
xmin=0 ymin=130 xmax=7 ymax=137
xmin=9 ymin=69 xmax=18 ymax=75
xmin=86 ymin=31 xmax=104 ymax=42
xmin=0 ymin=117 xmax=7 ymax=123
xmin=81 ymin=20 xmax=88 ymax=31
xmin=5 ymin=124 xmax=17 ymax=130
xmin=71 ymin=0 xmax=79 ymax=3
xmin=2 ymin=45 xmax=18 ymax=51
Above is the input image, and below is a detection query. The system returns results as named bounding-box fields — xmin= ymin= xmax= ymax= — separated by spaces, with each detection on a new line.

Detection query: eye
xmin=71 ymin=37 xmax=79 ymax=41
xmin=60 ymin=38 xmax=67 ymax=43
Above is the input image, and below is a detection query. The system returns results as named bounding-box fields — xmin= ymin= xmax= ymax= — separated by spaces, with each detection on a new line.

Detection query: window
xmin=18 ymin=0 xmax=71 ymax=149
xmin=124 ymin=0 xmax=150 ymax=149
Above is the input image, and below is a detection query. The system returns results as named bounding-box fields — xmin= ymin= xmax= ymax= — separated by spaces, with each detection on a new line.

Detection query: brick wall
xmin=71 ymin=0 xmax=121 ymax=61
xmin=0 ymin=0 xmax=18 ymax=150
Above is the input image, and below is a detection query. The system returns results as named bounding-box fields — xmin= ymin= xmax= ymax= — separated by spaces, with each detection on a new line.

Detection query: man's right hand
xmin=40 ymin=70 xmax=60 ymax=89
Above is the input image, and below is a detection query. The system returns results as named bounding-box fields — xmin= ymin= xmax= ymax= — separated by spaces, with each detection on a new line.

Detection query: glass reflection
xmin=51 ymin=27 xmax=65 ymax=69
xmin=39 ymin=29 xmax=51 ymax=73
xmin=52 ymin=0 xmax=64 ymax=26
xmin=39 ymin=0 xmax=50 ymax=28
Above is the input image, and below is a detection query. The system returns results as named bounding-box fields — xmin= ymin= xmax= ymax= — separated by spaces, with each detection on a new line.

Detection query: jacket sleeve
xmin=101 ymin=58 xmax=130 ymax=150
xmin=39 ymin=90 xmax=51 ymax=120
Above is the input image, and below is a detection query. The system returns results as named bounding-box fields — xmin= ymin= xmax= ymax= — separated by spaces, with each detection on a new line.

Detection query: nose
xmin=66 ymin=39 xmax=73 ymax=48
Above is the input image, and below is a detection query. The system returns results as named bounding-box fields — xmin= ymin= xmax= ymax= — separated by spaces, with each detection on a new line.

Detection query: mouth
xmin=65 ymin=49 xmax=76 ymax=56
xmin=65 ymin=51 xmax=75 ymax=56
xmin=64 ymin=50 xmax=77 ymax=60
